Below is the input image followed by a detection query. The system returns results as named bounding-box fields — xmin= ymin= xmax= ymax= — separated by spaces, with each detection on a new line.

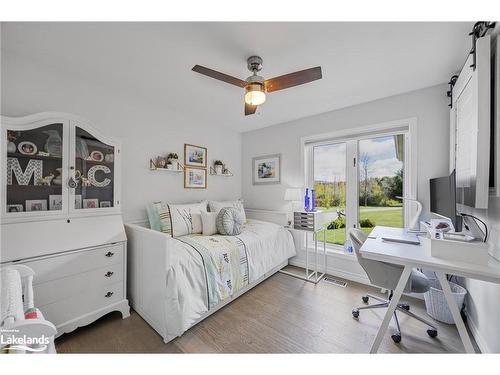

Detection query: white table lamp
xmin=284 ymin=188 xmax=303 ymax=226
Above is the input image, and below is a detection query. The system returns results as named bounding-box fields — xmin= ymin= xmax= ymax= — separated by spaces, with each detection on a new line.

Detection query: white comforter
xmin=164 ymin=219 xmax=296 ymax=341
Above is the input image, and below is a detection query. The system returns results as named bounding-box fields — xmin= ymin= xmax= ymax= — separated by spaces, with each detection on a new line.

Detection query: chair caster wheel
xmin=401 ymin=304 xmax=410 ymax=311
xmin=427 ymin=329 xmax=438 ymax=338
xmin=391 ymin=333 xmax=402 ymax=343
xmin=352 ymin=309 xmax=359 ymax=318
xmin=362 ymin=296 xmax=369 ymax=303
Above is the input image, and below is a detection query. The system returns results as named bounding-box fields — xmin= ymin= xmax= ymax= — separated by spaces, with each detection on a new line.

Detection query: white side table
xmin=280 ymin=211 xmax=328 ymax=284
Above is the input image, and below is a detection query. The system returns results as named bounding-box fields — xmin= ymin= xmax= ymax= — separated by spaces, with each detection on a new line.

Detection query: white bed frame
xmin=124 ymin=221 xmax=288 ymax=343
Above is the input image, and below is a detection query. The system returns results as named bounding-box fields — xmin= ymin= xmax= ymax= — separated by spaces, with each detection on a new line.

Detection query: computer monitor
xmin=430 ymin=170 xmax=462 ymax=232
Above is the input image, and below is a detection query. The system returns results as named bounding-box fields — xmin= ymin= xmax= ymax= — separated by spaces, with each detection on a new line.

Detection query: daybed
xmin=124 ymin=218 xmax=296 ymax=343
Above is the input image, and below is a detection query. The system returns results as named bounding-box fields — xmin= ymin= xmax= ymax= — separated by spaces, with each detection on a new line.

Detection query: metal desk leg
xmin=435 ymin=271 xmax=475 ymax=353
xmin=369 ymin=266 xmax=412 ymax=353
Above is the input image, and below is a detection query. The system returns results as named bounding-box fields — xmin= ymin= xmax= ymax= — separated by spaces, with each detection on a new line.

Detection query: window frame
xmin=301 ymin=118 xmax=417 ymax=252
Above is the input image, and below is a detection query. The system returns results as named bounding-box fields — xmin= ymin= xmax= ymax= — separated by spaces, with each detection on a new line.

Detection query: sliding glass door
xmin=358 ymin=134 xmax=405 ymax=235
xmin=313 ymin=142 xmax=347 ymax=246
xmin=309 ymin=132 xmax=407 ymax=249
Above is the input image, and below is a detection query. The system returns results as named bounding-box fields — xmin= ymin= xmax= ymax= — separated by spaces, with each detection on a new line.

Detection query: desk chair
xmin=349 ymin=228 xmax=438 ymax=343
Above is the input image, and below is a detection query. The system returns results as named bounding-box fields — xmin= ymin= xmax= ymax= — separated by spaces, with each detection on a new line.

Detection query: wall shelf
xmin=209 ymin=166 xmax=233 ymax=177
xmin=149 ymin=158 xmax=184 ymax=173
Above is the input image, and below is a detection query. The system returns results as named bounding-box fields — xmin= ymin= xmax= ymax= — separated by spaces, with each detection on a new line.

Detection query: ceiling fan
xmin=192 ymin=56 xmax=322 ymax=116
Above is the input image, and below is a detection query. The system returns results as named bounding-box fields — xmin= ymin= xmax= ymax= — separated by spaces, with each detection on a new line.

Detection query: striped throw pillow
xmin=148 ymin=201 xmax=172 ymax=235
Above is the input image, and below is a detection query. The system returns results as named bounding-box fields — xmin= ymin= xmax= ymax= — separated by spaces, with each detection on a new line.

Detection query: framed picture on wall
xmin=184 ymin=167 xmax=207 ymax=189
xmin=252 ymin=154 xmax=281 ymax=185
xmin=184 ymin=144 xmax=207 ymax=168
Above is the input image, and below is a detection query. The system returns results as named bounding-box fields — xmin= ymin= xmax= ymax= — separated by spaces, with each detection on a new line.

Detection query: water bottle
xmin=344 ymin=238 xmax=353 ymax=254
xmin=304 ymin=188 xmax=309 ymax=212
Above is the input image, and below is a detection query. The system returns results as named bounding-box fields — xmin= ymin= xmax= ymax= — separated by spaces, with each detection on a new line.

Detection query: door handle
xmin=105 ymin=292 xmax=114 ymax=298
xmin=105 ymin=251 xmax=114 ymax=257
xmin=105 ymin=271 xmax=114 ymax=278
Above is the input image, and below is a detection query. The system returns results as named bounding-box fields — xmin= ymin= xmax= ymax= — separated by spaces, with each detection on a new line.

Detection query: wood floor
xmin=55 ymin=268 xmax=478 ymax=353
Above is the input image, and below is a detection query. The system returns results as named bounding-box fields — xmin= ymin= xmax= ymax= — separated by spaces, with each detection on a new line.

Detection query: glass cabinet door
xmin=73 ymin=126 xmax=115 ymax=210
xmin=5 ymin=123 xmax=64 ymax=214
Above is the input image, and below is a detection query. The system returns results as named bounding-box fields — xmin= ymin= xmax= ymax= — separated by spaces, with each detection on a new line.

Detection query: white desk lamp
xmin=396 ymin=196 xmax=422 ymax=232
xmin=284 ymin=188 xmax=303 ymax=226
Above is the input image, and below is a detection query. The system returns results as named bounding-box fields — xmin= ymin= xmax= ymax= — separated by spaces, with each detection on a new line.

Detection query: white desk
xmin=360 ymin=226 xmax=500 ymax=354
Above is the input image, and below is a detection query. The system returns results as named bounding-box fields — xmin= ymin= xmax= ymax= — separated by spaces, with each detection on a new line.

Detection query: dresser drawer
xmin=22 ymin=243 xmax=124 ymax=285
xmin=34 ymin=262 xmax=123 ymax=307
xmin=39 ymin=281 xmax=123 ymax=327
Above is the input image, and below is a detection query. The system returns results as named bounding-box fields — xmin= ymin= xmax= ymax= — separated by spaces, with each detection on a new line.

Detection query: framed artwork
xmin=49 ymin=195 xmax=63 ymax=210
xmin=7 ymin=204 xmax=23 ymax=213
xmin=75 ymin=195 xmax=82 ymax=209
xmin=26 ymin=199 xmax=47 ymax=212
xmin=83 ymin=198 xmax=99 ymax=209
xmin=252 ymin=154 xmax=281 ymax=185
xmin=184 ymin=167 xmax=207 ymax=189
xmin=100 ymin=201 xmax=112 ymax=208
xmin=184 ymin=144 xmax=207 ymax=168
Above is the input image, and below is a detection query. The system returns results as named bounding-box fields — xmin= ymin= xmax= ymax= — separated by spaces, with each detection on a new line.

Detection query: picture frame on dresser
xmin=1 ymin=112 xmax=130 ymax=338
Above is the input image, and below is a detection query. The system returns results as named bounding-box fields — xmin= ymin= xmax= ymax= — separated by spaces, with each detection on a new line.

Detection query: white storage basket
xmin=424 ymin=278 xmax=467 ymax=324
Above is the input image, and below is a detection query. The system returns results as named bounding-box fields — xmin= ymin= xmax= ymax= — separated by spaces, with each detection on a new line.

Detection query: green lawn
xmin=320 ymin=206 xmax=403 ymax=246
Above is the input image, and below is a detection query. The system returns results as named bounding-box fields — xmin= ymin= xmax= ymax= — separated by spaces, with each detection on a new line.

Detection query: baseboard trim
xmin=467 ymin=314 xmax=489 ymax=353
xmin=289 ymin=258 xmax=371 ymax=286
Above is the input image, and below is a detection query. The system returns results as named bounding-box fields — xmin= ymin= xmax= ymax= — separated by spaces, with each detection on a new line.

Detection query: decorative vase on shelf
xmin=7 ymin=141 xmax=16 ymax=153
xmin=167 ymin=163 xmax=175 ymax=170
xmin=215 ymin=165 xmax=223 ymax=175
xmin=170 ymin=159 xmax=179 ymax=170
xmin=43 ymin=130 xmax=62 ymax=157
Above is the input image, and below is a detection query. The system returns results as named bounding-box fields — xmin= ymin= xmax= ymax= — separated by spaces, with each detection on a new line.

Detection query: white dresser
xmin=1 ymin=112 xmax=130 ymax=337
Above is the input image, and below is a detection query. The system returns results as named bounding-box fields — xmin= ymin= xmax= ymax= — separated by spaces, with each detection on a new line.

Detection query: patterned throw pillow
xmin=216 ymin=207 xmax=244 ymax=236
xmin=208 ymin=199 xmax=246 ymax=223
xmin=168 ymin=202 xmax=206 ymax=237
xmin=147 ymin=202 xmax=172 ymax=235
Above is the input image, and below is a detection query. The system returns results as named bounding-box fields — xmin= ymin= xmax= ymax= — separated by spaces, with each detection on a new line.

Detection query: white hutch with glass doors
xmin=1 ymin=112 xmax=129 ymax=337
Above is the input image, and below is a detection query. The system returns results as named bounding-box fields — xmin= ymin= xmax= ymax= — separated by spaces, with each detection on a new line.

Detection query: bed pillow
xmin=208 ymin=199 xmax=246 ymax=223
xmin=147 ymin=202 xmax=172 ymax=234
xmin=200 ymin=210 xmax=218 ymax=236
xmin=168 ymin=202 xmax=205 ymax=237
xmin=216 ymin=207 xmax=244 ymax=236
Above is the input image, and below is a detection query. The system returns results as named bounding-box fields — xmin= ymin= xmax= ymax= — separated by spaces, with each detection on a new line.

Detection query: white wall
xmin=1 ymin=52 xmax=242 ymax=222
xmin=242 ymin=84 xmax=450 ymax=218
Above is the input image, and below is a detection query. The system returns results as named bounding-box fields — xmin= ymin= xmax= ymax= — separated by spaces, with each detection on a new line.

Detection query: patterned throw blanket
xmin=177 ymin=235 xmax=249 ymax=309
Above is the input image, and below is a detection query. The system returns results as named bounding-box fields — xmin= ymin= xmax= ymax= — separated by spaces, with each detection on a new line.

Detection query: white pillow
xmin=208 ymin=199 xmax=246 ymax=223
xmin=168 ymin=202 xmax=206 ymax=237
xmin=200 ymin=210 xmax=218 ymax=236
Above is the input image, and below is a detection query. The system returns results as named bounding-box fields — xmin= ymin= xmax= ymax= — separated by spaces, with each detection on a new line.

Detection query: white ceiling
xmin=1 ymin=22 xmax=473 ymax=132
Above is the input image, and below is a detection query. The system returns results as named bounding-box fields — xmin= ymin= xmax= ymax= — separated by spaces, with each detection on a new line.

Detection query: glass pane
xmin=313 ymin=142 xmax=347 ymax=246
xmin=74 ymin=127 xmax=114 ymax=209
xmin=358 ymin=135 xmax=404 ymax=234
xmin=6 ymin=124 xmax=63 ymax=213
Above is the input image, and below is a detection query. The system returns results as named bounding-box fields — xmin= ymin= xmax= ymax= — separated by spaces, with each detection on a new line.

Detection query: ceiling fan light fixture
xmin=245 ymin=83 xmax=266 ymax=106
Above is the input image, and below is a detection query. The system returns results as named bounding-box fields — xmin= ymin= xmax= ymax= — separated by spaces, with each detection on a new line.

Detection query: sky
xmin=314 ymin=135 xmax=403 ymax=182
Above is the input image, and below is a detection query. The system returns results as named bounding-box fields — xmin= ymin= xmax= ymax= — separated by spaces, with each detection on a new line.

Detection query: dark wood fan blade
xmin=264 ymin=66 xmax=322 ymax=93
xmin=192 ymin=65 xmax=247 ymax=88
xmin=245 ymin=102 xmax=257 ymax=116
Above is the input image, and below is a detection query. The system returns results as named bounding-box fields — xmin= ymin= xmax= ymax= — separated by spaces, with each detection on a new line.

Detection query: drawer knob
xmin=105 ymin=291 xmax=114 ymax=298
xmin=105 ymin=251 xmax=114 ymax=257
xmin=105 ymin=271 xmax=114 ymax=278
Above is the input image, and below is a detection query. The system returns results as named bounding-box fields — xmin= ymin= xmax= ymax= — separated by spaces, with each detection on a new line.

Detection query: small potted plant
xmin=214 ymin=160 xmax=224 ymax=175
xmin=166 ymin=160 xmax=174 ymax=170
xmin=167 ymin=153 xmax=179 ymax=170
